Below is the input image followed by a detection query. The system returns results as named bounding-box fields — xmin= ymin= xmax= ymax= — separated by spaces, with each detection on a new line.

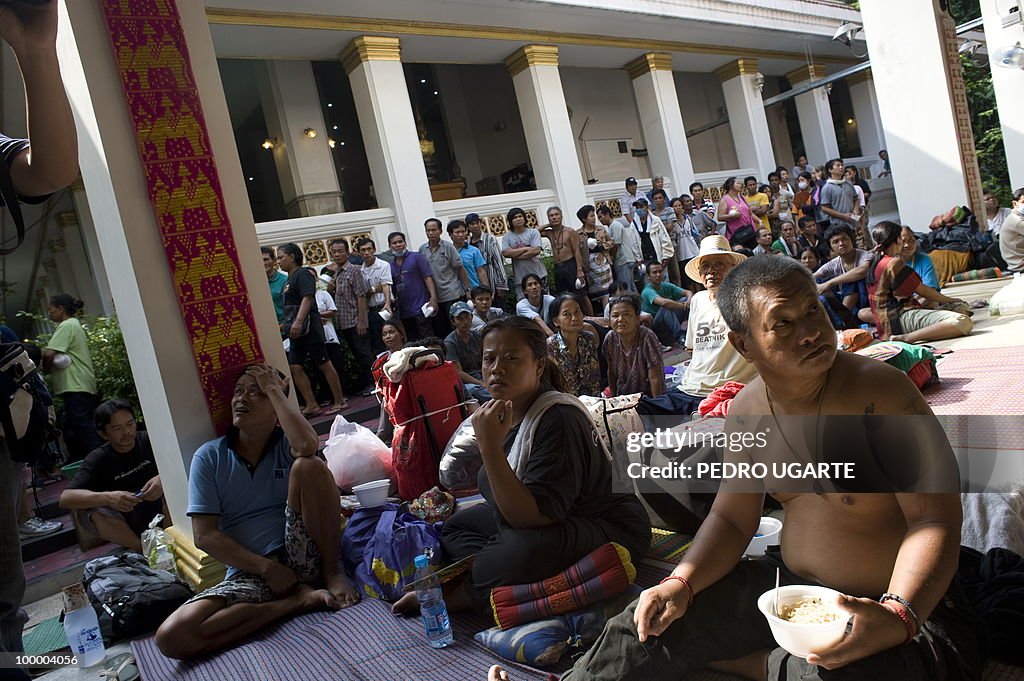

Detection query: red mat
xmin=928 ymin=347 xmax=1024 ymax=416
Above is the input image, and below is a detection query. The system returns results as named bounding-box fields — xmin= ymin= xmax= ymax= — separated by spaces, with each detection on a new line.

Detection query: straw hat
xmin=684 ymin=235 xmax=747 ymax=282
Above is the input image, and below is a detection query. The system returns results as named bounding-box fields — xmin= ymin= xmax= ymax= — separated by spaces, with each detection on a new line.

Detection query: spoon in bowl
xmin=774 ymin=567 xmax=781 ymax=617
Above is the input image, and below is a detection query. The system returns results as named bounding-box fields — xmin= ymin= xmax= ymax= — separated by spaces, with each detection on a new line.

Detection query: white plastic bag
xmin=141 ymin=514 xmax=179 ymax=577
xmin=438 ymin=416 xmax=480 ymax=492
xmin=323 ymin=414 xmax=394 ymax=491
xmin=989 ymin=273 xmax=1024 ymax=316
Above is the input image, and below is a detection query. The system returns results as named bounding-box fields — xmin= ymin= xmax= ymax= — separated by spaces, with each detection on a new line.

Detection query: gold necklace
xmin=765 ymin=367 xmax=832 ymax=495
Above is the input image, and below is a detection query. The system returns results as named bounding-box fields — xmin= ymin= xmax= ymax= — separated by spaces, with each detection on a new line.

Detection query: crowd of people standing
xmin=259 ymin=152 xmax=987 ymax=419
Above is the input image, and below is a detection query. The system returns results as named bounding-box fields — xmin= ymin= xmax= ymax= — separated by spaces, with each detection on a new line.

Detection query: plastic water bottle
xmin=62 ymin=583 xmax=105 ymax=667
xmin=413 ymin=554 xmax=453 ymax=648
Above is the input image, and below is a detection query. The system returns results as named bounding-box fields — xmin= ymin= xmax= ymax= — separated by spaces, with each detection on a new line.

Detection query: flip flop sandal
xmin=99 ymin=653 xmax=139 ymax=681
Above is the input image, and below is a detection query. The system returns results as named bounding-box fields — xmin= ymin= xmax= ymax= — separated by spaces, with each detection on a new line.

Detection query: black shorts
xmin=553 ymin=259 xmax=579 ymax=294
xmin=288 ymin=335 xmax=328 ymax=366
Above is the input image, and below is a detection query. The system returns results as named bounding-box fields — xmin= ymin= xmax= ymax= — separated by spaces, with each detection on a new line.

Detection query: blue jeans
xmin=613 ymin=264 xmax=638 ymax=292
xmin=652 ymin=306 xmax=687 ymax=346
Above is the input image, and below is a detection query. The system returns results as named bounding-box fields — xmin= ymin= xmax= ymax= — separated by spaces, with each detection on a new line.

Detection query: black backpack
xmin=81 ymin=553 xmax=193 ymax=639
xmin=0 ymin=341 xmax=57 ymax=464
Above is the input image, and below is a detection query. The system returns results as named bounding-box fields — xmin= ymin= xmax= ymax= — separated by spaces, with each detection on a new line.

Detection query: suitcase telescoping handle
xmin=409 ymin=348 xmax=445 ymax=366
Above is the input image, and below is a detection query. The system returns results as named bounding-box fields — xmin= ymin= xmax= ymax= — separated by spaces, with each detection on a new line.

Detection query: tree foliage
xmin=18 ymin=311 xmax=142 ymax=419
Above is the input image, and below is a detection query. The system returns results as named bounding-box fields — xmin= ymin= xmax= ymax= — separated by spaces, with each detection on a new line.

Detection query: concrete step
xmin=21 ymin=525 xmax=77 ymax=562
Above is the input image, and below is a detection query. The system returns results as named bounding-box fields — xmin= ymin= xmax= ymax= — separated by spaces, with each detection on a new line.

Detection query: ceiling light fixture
xmin=304 ymin=128 xmax=318 ymax=138
xmin=958 ymin=39 xmax=983 ymax=56
xmin=847 ymin=117 xmax=855 ymax=125
xmin=328 ymin=139 xmax=336 ymax=149
xmin=832 ymin=22 xmax=867 ymax=58
xmin=261 ymin=138 xmax=276 ymax=150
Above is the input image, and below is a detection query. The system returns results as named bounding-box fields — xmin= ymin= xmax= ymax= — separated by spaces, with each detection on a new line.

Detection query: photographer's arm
xmin=1 ymin=2 xmax=78 ymax=196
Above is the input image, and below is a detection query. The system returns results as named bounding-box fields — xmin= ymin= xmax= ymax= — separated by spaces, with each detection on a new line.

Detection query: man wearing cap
xmin=467 ymin=213 xmax=509 ymax=309
xmin=444 ymin=302 xmax=489 ymax=402
xmin=675 ymin=236 xmax=756 ymax=415
xmin=620 ymin=176 xmax=642 ymax=223
xmin=631 ymin=197 xmax=674 ymax=274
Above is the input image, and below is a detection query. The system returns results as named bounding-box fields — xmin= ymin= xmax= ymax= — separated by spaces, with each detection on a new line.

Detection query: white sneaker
xmin=19 ymin=517 xmax=64 ymax=539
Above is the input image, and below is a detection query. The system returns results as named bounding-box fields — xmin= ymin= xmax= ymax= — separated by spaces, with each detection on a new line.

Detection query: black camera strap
xmin=0 ymin=156 xmax=26 ymax=255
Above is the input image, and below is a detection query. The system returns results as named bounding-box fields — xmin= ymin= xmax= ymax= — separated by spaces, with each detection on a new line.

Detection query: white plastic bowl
xmin=744 ymin=516 xmax=782 ymax=557
xmin=757 ymin=585 xmax=850 ymax=658
xmin=352 ymin=479 xmax=390 ymax=508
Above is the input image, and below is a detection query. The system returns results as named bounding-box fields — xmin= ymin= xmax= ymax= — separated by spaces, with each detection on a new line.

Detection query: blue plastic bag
xmin=341 ymin=503 xmax=442 ymax=602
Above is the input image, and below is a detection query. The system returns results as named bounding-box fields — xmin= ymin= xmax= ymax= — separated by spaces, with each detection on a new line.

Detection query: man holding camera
xmin=1 ymin=2 xmax=79 ymax=676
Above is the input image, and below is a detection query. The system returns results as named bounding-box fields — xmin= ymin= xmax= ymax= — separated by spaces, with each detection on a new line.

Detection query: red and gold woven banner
xmin=101 ymin=0 xmax=264 ymax=432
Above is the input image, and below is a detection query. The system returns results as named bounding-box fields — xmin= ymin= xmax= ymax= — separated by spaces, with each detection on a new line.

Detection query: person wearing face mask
xmin=999 ymin=187 xmax=1024 ymax=274
xmin=630 ymin=197 xmax=674 ymax=277
xmin=793 ymin=172 xmax=815 ymax=221
xmin=387 ymin=231 xmax=438 ymax=342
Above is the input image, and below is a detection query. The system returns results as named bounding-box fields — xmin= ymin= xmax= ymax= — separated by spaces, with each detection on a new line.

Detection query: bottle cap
xmin=414 ymin=554 xmax=429 ymax=568
xmin=62 ymin=583 xmax=90 ymax=612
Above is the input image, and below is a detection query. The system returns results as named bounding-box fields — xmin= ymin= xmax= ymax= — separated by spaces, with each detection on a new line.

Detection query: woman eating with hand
xmin=603 ymin=294 xmax=664 ymax=397
xmin=395 ymin=316 xmax=650 ymax=615
xmin=546 ymin=294 xmax=601 ymax=397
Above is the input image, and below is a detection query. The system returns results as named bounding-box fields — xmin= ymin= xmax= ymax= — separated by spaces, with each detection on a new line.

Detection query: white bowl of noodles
xmin=757 ymin=585 xmax=850 ymax=658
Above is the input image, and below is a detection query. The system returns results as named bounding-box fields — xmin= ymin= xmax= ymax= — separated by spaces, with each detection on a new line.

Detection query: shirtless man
xmin=540 ymin=206 xmax=593 ymax=314
xmin=487 ymin=256 xmax=979 ymax=681
xmin=156 ymin=365 xmax=359 ymax=659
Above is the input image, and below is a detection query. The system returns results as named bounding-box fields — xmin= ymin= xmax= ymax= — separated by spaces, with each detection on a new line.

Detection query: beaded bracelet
xmin=659 ymin=575 xmax=694 ymax=607
xmin=880 ymin=593 xmax=920 ymax=628
xmin=880 ymin=601 xmax=917 ymax=643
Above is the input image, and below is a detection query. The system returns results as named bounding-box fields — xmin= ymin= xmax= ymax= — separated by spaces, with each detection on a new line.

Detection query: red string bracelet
xmin=659 ymin=575 xmax=694 ymax=607
xmin=881 ymin=601 xmax=917 ymax=643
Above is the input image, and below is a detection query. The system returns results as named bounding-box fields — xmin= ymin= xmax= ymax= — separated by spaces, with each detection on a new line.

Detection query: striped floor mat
xmin=645 ymin=528 xmax=693 ymax=564
xmin=131 ymin=598 xmax=553 ymax=681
